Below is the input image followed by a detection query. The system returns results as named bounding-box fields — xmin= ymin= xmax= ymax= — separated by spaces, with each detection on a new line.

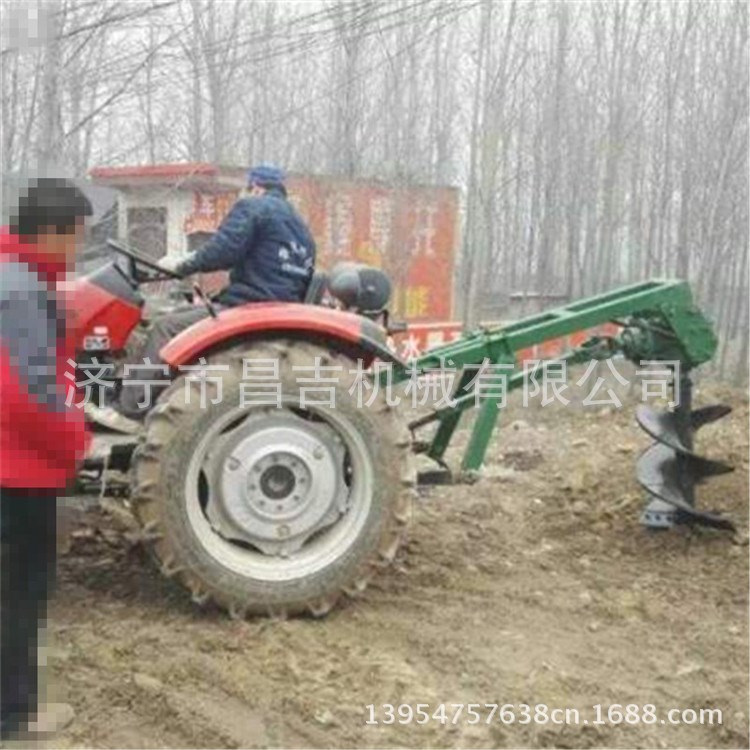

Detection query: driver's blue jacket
xmin=179 ymin=186 xmax=316 ymax=306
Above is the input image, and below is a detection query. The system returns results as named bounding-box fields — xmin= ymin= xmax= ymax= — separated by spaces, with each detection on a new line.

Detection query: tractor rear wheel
xmin=131 ymin=339 xmax=414 ymax=618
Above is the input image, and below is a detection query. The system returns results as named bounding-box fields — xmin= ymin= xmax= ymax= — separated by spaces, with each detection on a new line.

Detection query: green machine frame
xmin=394 ymin=279 xmax=718 ymax=476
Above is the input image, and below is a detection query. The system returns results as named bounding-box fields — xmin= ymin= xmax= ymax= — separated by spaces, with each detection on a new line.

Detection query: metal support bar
xmin=400 ymin=279 xmax=716 ymax=381
xmin=461 ymin=394 xmax=502 ymax=474
xmin=402 ymin=279 xmax=718 ymax=476
xmin=674 ymin=373 xmax=696 ymax=511
xmin=409 ymin=336 xmax=620 ymax=432
xmin=426 ymin=370 xmax=475 ymax=462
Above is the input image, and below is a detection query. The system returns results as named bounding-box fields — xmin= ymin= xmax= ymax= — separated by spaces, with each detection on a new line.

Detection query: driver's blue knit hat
xmin=247 ymin=164 xmax=286 ymax=187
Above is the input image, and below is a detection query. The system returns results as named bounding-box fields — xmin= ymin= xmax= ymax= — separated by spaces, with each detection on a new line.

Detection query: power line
xmin=38 ymin=0 xmax=443 ymax=91
xmin=234 ymin=1 xmax=478 ymax=143
xmin=52 ymin=0 xmax=464 ymax=110
xmin=4 ymin=0 xmax=479 ymax=172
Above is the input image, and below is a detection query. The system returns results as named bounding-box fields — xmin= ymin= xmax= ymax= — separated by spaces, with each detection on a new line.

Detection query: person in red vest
xmin=0 ymin=178 xmax=92 ymax=740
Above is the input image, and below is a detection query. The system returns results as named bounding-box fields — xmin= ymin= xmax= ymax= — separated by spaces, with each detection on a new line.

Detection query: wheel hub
xmin=204 ymin=411 xmax=348 ymax=556
xmin=259 ymin=463 xmax=297 ymax=500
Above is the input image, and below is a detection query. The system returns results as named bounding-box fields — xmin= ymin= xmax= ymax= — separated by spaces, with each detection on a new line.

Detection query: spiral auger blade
xmin=635 ymin=376 xmax=735 ymax=532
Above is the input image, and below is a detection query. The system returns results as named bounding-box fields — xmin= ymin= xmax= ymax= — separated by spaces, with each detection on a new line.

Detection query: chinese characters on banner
xmin=184 ymin=192 xmax=238 ymax=235
xmin=183 ymin=177 xmax=459 ymax=323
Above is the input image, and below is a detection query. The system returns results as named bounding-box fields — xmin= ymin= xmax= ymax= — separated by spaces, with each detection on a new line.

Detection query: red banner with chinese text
xmin=183 ymin=176 xmax=459 ymax=323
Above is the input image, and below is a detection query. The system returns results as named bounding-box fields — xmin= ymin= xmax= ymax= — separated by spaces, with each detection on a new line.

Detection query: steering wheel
xmin=107 ymin=238 xmax=218 ymax=317
xmin=107 ymin=238 xmax=183 ymax=283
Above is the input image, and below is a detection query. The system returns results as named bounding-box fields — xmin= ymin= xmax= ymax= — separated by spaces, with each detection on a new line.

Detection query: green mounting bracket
xmin=394 ymin=279 xmax=718 ymax=475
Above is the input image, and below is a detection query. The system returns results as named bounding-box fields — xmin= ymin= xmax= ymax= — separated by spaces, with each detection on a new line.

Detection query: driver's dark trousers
xmin=119 ymin=305 xmax=220 ymax=418
xmin=0 ymin=488 xmax=58 ymax=739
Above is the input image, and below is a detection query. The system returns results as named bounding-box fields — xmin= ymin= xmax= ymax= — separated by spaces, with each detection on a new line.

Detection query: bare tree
xmin=2 ymin=0 xmax=746 ymax=378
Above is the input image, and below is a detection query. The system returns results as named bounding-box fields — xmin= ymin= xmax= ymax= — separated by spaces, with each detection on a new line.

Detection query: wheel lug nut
xmin=226 ymin=457 xmax=240 ymax=471
xmin=313 ymin=447 xmax=324 ymax=460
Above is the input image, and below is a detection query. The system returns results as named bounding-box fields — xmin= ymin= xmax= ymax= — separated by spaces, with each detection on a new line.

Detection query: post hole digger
xmin=68 ymin=239 xmax=737 ymax=618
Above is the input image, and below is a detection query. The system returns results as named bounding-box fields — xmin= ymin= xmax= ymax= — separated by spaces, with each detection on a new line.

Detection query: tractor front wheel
xmin=131 ymin=339 xmax=414 ymax=618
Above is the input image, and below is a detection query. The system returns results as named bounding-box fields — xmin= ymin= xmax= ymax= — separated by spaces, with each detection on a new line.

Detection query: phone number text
xmin=364 ymin=703 xmax=722 ymax=727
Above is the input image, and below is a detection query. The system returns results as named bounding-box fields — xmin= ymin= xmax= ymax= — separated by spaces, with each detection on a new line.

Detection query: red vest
xmin=0 ymin=229 xmax=90 ymax=489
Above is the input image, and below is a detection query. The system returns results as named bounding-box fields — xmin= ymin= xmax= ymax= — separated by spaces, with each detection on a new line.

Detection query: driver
xmin=91 ymin=165 xmax=315 ymax=431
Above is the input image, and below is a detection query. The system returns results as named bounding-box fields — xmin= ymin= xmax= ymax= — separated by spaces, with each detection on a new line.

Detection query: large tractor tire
xmin=131 ymin=339 xmax=415 ymax=618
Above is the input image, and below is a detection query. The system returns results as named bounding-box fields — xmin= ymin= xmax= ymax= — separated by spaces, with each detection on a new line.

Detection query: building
xmin=89 ymin=163 xmax=459 ymax=323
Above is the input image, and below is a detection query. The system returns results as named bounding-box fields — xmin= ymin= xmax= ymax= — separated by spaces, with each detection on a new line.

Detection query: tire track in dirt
xmin=51 ymin=385 xmax=748 ymax=748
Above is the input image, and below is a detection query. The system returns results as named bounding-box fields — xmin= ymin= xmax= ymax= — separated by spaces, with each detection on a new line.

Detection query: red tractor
xmin=65 ymin=240 xmax=736 ymax=618
xmin=67 ymin=240 xmax=414 ymax=618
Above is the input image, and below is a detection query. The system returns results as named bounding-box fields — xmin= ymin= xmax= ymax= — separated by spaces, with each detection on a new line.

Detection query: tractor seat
xmin=303 ymin=270 xmax=329 ymax=305
xmin=302 ymin=264 xmax=392 ymax=313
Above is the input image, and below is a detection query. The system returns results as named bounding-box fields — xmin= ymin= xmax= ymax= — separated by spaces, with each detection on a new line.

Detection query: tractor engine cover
xmin=327 ymin=262 xmax=392 ymax=314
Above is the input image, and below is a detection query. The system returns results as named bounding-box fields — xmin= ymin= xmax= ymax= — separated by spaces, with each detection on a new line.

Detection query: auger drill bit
xmin=636 ymin=373 xmax=735 ymax=531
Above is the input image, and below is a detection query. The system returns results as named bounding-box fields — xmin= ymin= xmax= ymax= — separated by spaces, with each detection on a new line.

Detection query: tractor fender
xmin=159 ymin=302 xmax=403 ymax=368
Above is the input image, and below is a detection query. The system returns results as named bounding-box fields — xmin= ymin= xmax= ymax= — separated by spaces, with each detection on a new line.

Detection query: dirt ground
xmin=50 ymin=378 xmax=749 ymax=749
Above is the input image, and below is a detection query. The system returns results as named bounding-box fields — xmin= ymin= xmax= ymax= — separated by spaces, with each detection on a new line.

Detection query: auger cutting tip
xmin=636 ymin=442 xmax=735 ymax=531
xmin=635 ymin=397 xmax=735 ymax=532
xmin=690 ymin=404 xmax=732 ymax=430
